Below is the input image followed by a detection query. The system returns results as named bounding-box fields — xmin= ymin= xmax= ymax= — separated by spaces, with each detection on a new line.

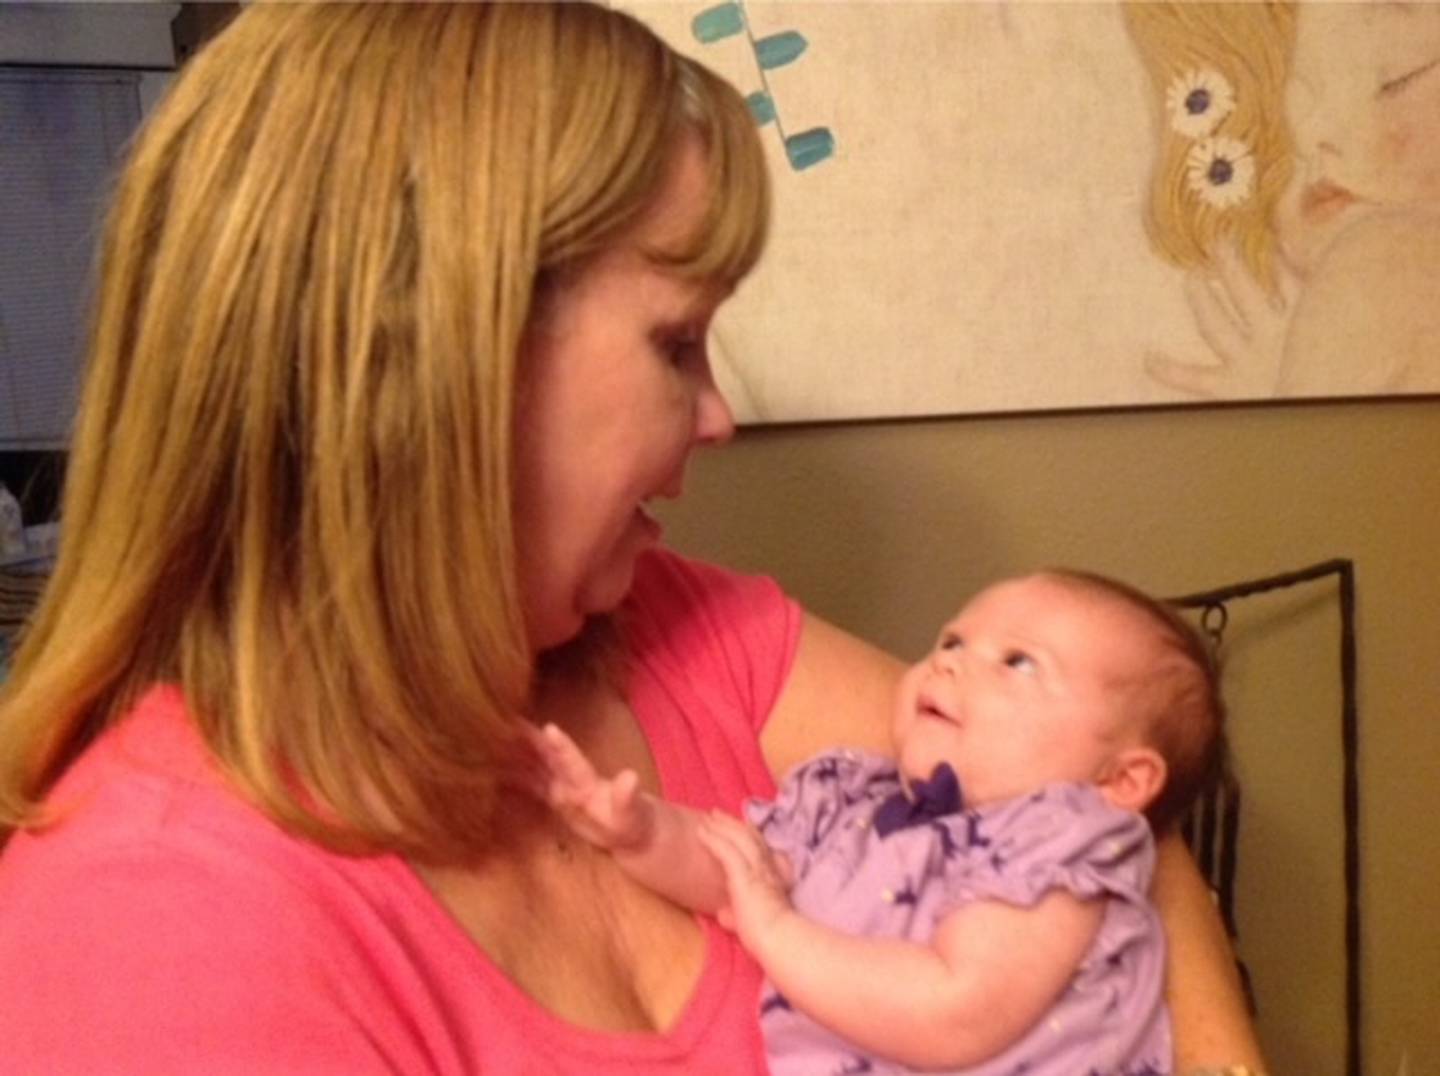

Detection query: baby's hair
xmin=1042 ymin=569 xmax=1226 ymax=833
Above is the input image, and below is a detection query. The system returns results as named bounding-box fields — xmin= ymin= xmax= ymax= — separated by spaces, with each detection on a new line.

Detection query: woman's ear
xmin=1097 ymin=746 xmax=1168 ymax=815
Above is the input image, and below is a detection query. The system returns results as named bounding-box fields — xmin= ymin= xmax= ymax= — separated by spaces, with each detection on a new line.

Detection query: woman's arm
xmin=760 ymin=612 xmax=905 ymax=777
xmin=1153 ymin=833 xmax=1268 ymax=1071
xmin=698 ymin=811 xmax=1103 ymax=1070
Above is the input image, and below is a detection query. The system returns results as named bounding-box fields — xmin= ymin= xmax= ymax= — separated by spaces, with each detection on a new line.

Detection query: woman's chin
xmin=575 ymin=555 xmax=645 ymax=622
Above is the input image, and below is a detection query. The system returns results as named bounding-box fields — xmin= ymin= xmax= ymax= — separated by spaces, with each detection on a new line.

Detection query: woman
xmin=0 ymin=4 xmax=1262 ymax=1071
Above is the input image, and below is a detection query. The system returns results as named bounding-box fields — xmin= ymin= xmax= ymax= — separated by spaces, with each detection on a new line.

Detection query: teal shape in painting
xmin=755 ymin=30 xmax=808 ymax=70
xmin=746 ymin=91 xmax=776 ymax=126
xmin=692 ymin=3 xmax=744 ymax=43
xmin=785 ymin=127 xmax=834 ymax=171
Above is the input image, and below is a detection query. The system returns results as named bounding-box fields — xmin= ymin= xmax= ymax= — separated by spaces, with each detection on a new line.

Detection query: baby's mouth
xmin=916 ymin=691 xmax=954 ymax=724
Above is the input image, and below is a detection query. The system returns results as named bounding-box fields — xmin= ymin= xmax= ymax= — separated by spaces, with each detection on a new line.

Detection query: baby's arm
xmin=535 ymin=723 xmax=730 ymax=915
xmin=698 ymin=811 xmax=1104 ymax=1071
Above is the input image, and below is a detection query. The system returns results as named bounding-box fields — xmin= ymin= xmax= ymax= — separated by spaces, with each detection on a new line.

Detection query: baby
xmin=537 ymin=569 xmax=1224 ymax=1075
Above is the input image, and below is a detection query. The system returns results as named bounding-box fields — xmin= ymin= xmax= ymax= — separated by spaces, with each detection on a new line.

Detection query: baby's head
xmin=893 ymin=570 xmax=1223 ymax=831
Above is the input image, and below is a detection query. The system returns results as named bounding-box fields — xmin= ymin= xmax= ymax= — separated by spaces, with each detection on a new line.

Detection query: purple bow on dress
xmin=872 ymin=762 xmax=963 ymax=837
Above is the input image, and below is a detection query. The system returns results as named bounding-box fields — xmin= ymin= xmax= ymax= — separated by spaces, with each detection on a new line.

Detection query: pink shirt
xmin=0 ymin=550 xmax=803 ymax=1074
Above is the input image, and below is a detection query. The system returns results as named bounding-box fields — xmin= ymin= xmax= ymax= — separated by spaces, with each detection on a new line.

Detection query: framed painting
xmin=620 ymin=1 xmax=1440 ymax=423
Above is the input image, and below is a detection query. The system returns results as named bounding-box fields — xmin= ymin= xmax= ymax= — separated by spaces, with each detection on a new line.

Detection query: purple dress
xmin=744 ymin=750 xmax=1171 ymax=1076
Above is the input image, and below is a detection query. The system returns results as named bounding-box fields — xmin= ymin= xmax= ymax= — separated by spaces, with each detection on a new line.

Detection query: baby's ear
xmin=1096 ymin=746 xmax=1168 ymax=816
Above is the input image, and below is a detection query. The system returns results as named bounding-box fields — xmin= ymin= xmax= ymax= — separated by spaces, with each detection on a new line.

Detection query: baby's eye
xmin=939 ymin=633 xmax=963 ymax=651
xmin=1002 ymin=650 xmax=1037 ymax=674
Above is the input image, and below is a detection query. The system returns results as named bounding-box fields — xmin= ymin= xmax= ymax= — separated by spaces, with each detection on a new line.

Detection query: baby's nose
xmin=930 ymin=648 xmax=961 ymax=676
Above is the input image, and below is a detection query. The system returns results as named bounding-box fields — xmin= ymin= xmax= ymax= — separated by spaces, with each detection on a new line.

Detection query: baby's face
xmin=892 ymin=575 xmax=1158 ymax=807
xmin=1277 ymin=2 xmax=1440 ymax=273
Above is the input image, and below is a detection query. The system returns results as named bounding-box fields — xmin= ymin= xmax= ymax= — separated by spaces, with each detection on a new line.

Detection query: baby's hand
xmin=696 ymin=811 xmax=795 ymax=955
xmin=532 ymin=723 xmax=653 ymax=852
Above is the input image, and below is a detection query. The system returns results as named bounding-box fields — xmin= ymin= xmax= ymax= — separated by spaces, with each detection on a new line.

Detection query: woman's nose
xmin=694 ymin=379 xmax=735 ymax=447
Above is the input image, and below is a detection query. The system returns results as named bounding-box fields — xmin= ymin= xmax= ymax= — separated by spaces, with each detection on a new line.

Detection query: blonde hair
xmin=1123 ymin=1 xmax=1297 ymax=295
xmin=1043 ymin=570 xmax=1226 ymax=833
xmin=0 ymin=2 xmax=768 ymax=863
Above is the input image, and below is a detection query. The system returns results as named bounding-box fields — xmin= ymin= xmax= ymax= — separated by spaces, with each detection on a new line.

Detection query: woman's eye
xmin=661 ymin=338 xmax=697 ymax=365
xmin=1379 ymin=56 xmax=1440 ymax=97
xmin=1003 ymin=650 xmax=1037 ymax=674
xmin=656 ymin=322 xmax=707 ymax=367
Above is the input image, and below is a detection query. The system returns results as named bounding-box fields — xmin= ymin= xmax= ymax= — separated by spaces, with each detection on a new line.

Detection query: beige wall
xmin=657 ymin=399 xmax=1440 ymax=1075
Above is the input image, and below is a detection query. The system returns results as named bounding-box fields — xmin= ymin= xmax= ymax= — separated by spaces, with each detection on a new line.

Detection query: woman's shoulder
xmin=0 ymin=685 xmax=414 ymax=941
xmin=0 ymin=690 xmax=457 ymax=1071
xmin=0 ymin=827 xmax=434 ymax=1071
xmin=2 ymin=687 xmax=238 ymax=870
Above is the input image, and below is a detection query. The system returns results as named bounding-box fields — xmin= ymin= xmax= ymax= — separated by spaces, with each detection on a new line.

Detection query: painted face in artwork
xmin=512 ymin=138 xmax=736 ymax=651
xmin=1276 ymin=2 xmax=1440 ymax=273
xmin=892 ymin=575 xmax=1163 ymax=808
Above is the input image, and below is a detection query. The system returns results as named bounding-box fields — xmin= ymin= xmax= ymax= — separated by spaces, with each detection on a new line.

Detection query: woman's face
xmin=1276 ymin=2 xmax=1440 ymax=273
xmin=512 ymin=138 xmax=736 ymax=651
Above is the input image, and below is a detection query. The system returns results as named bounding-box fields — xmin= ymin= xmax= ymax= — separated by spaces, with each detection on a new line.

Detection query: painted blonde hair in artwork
xmin=0 ymin=3 xmax=768 ymax=863
xmin=1123 ymin=1 xmax=1297 ymax=295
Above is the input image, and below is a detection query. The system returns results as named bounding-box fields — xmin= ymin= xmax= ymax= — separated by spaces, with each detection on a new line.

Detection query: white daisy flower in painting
xmin=1186 ymin=136 xmax=1255 ymax=209
xmin=1166 ymin=69 xmax=1235 ymax=138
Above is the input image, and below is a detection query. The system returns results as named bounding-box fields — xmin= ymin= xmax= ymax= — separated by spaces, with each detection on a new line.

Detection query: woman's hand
xmin=533 ymin=723 xmax=654 ymax=852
